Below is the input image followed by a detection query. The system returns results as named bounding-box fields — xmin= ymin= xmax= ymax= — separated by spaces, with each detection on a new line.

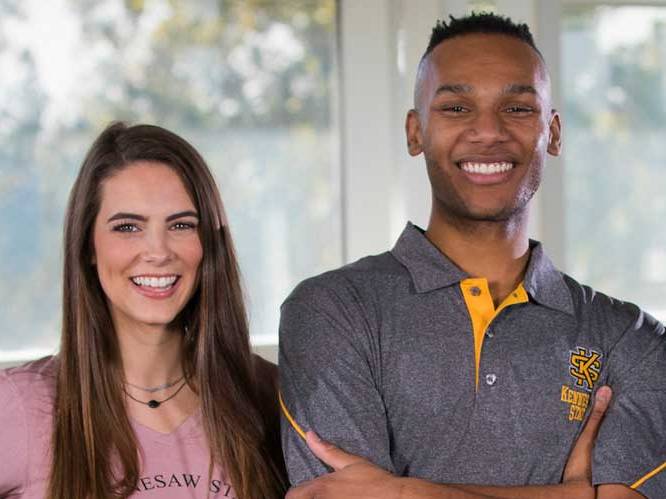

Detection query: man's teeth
xmin=131 ymin=276 xmax=178 ymax=288
xmin=460 ymin=162 xmax=514 ymax=174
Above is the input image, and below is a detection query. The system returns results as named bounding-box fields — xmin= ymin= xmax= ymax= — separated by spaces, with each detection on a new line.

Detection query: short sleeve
xmin=0 ymin=370 xmax=29 ymax=495
xmin=593 ymin=310 xmax=666 ymax=498
xmin=279 ymin=279 xmax=393 ymax=486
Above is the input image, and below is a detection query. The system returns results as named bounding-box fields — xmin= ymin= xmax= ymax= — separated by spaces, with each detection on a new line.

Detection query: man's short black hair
xmin=424 ymin=12 xmax=542 ymax=60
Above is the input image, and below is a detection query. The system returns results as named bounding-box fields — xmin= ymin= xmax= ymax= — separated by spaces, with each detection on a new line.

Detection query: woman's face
xmin=92 ymin=161 xmax=203 ymax=334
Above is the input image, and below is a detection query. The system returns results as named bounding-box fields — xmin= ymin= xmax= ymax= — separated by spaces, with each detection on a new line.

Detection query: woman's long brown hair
xmin=49 ymin=122 xmax=286 ymax=498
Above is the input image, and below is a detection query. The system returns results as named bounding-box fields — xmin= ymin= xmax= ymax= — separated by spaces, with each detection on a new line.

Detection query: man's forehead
xmin=424 ymin=33 xmax=549 ymax=87
xmin=434 ymin=83 xmax=539 ymax=95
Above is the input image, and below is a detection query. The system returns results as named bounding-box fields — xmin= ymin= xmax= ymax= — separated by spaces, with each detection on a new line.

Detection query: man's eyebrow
xmin=106 ymin=211 xmax=199 ymax=223
xmin=434 ymin=84 xmax=473 ymax=95
xmin=502 ymin=84 xmax=538 ymax=95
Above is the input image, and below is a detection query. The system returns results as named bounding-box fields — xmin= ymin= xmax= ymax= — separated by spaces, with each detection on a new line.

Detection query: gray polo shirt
xmin=279 ymin=223 xmax=666 ymax=497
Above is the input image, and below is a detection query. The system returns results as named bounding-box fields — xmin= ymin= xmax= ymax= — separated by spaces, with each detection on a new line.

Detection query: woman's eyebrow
xmin=106 ymin=211 xmax=199 ymax=223
xmin=107 ymin=212 xmax=146 ymax=223
xmin=165 ymin=210 xmax=199 ymax=222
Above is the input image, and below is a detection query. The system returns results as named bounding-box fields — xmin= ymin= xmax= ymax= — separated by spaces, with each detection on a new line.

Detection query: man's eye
xmin=443 ymin=105 xmax=468 ymax=113
xmin=112 ymin=223 xmax=139 ymax=233
xmin=506 ymin=106 xmax=533 ymax=113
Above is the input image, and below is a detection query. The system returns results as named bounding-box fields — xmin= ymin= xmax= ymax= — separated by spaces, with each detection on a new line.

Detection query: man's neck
xmin=425 ymin=209 xmax=531 ymax=307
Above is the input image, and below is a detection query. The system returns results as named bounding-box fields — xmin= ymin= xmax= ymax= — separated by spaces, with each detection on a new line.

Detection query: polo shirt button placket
xmin=485 ymin=373 xmax=497 ymax=386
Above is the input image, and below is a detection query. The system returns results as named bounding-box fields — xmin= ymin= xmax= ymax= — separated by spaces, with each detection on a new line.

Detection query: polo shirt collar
xmin=391 ymin=222 xmax=574 ymax=316
xmin=522 ymin=241 xmax=575 ymax=316
xmin=391 ymin=222 xmax=467 ymax=292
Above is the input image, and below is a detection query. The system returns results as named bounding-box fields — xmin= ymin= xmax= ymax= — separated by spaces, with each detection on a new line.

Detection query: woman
xmin=0 ymin=123 xmax=286 ymax=498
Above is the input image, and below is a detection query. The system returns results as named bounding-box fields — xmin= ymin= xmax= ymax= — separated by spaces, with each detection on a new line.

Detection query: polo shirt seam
xmin=606 ymin=328 xmax=666 ymax=386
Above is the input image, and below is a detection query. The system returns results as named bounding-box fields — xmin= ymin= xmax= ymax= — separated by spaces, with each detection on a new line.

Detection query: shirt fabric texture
xmin=279 ymin=222 xmax=666 ymax=498
xmin=0 ymin=356 xmax=237 ymax=498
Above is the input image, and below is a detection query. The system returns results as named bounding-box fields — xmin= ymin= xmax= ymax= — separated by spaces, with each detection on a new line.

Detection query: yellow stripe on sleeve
xmin=631 ymin=461 xmax=666 ymax=489
xmin=278 ymin=391 xmax=306 ymax=441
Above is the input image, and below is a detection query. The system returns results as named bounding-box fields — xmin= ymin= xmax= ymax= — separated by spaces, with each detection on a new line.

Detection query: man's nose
xmin=466 ymin=110 xmax=509 ymax=144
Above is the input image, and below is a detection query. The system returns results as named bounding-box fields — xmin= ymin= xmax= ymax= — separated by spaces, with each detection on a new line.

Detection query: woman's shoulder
xmin=0 ymin=355 xmax=57 ymax=439
xmin=1 ymin=355 xmax=58 ymax=397
xmin=0 ymin=356 xmax=57 ymax=494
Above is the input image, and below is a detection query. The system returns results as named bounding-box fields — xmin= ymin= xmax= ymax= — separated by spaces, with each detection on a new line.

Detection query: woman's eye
xmin=171 ymin=222 xmax=197 ymax=231
xmin=112 ymin=223 xmax=139 ymax=233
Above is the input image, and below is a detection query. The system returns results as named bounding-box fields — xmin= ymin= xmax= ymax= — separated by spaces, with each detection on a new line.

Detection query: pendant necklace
xmin=125 ymin=374 xmax=185 ymax=394
xmin=124 ymin=378 xmax=188 ymax=409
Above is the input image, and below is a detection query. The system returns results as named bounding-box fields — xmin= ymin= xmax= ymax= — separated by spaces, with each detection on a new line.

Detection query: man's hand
xmin=285 ymin=431 xmax=405 ymax=499
xmin=286 ymin=386 xmax=614 ymax=499
xmin=563 ymin=385 xmax=613 ymax=485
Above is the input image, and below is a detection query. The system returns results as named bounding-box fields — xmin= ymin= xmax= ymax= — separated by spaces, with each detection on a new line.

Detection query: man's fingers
xmin=563 ymin=385 xmax=612 ymax=483
xmin=580 ymin=386 xmax=612 ymax=443
xmin=305 ymin=430 xmax=367 ymax=471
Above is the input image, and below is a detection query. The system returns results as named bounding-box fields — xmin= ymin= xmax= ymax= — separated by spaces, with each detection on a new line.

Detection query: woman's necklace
xmin=124 ymin=378 xmax=188 ymax=409
xmin=125 ymin=374 xmax=185 ymax=393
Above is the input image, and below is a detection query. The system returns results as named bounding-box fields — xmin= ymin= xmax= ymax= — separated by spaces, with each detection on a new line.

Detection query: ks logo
xmin=569 ymin=347 xmax=602 ymax=390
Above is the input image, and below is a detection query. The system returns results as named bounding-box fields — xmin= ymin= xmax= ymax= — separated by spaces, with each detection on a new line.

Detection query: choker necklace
xmin=125 ymin=374 xmax=185 ymax=394
xmin=124 ymin=379 xmax=188 ymax=409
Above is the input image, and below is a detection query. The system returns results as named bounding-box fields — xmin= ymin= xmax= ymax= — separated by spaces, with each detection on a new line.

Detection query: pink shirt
xmin=0 ymin=357 xmax=237 ymax=498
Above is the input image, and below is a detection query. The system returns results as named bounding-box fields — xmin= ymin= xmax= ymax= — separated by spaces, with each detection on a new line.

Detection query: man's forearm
xmin=399 ymin=480 xmax=643 ymax=499
xmin=399 ymin=478 xmax=593 ymax=499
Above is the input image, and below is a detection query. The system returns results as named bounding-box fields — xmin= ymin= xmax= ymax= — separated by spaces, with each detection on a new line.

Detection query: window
xmin=562 ymin=4 xmax=666 ymax=321
xmin=0 ymin=0 xmax=340 ymax=362
xmin=2 ymin=0 xmax=664 ymax=364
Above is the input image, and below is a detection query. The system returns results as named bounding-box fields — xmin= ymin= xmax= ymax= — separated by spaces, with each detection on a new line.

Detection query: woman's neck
xmin=115 ymin=322 xmax=186 ymax=387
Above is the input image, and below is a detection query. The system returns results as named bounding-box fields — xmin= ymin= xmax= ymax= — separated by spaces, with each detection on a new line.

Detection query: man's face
xmin=406 ymin=33 xmax=561 ymax=223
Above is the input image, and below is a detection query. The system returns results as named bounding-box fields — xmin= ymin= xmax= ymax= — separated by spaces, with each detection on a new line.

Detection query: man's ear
xmin=547 ymin=110 xmax=562 ymax=156
xmin=406 ymin=109 xmax=424 ymax=156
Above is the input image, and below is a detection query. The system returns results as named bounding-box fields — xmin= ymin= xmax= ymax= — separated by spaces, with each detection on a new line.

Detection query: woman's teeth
xmin=131 ymin=276 xmax=178 ymax=289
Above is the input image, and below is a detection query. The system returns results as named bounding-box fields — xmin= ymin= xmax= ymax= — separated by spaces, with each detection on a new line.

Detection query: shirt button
xmin=470 ymin=286 xmax=482 ymax=296
xmin=485 ymin=373 xmax=497 ymax=386
xmin=486 ymin=329 xmax=494 ymax=338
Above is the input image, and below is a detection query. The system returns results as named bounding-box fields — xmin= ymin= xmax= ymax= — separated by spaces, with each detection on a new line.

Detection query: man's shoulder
xmin=283 ymin=250 xmax=408 ymax=308
xmin=561 ymin=273 xmax=664 ymax=337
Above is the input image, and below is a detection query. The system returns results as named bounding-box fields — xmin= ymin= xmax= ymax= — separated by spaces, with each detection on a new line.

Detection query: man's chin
xmin=455 ymin=204 xmax=527 ymax=224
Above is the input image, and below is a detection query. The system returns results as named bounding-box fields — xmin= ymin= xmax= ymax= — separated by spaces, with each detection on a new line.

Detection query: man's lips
xmin=458 ymin=160 xmax=514 ymax=175
xmin=456 ymin=160 xmax=516 ymax=185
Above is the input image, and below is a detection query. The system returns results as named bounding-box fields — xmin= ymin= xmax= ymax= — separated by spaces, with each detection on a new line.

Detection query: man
xmin=279 ymin=13 xmax=665 ymax=499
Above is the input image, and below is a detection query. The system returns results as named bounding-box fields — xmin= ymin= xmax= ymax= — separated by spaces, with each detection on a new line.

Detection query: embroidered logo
xmin=569 ymin=347 xmax=602 ymax=391
xmin=561 ymin=385 xmax=590 ymax=421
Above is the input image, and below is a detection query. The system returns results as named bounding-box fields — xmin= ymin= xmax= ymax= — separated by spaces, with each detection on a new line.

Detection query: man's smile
xmin=458 ymin=161 xmax=515 ymax=175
